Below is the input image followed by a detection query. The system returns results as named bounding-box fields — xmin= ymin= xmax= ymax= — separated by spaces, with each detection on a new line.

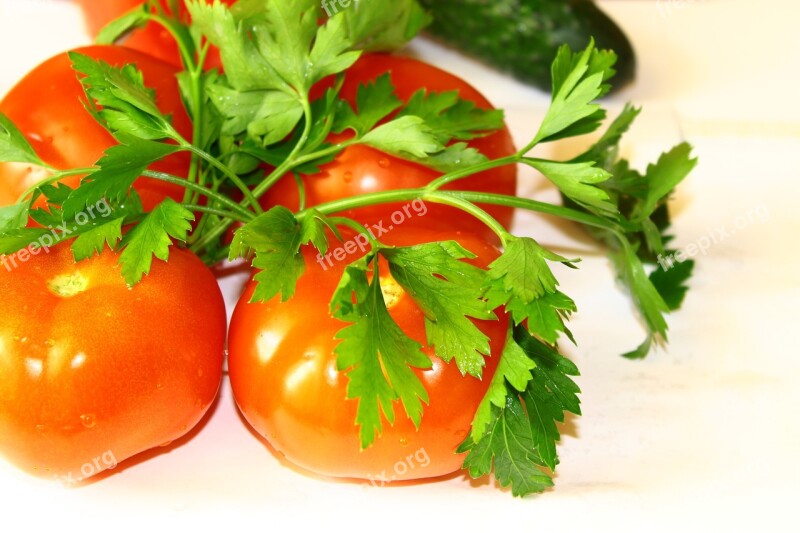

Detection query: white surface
xmin=0 ymin=0 xmax=798 ymax=530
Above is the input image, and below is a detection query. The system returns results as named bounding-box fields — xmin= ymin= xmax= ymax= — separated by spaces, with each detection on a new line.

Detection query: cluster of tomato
xmin=0 ymin=0 xmax=517 ymax=484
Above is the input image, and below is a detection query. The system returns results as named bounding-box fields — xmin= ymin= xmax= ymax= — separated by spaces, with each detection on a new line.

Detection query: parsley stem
xmin=424 ymin=193 xmax=510 ymax=246
xmin=327 ymin=216 xmax=380 ymax=249
xmin=15 ymin=167 xmax=95 ymax=204
xmin=426 ymin=154 xmax=521 ymax=191
xmin=297 ymin=188 xmax=625 ymax=235
xmin=442 ymin=191 xmax=631 ymax=233
xmin=148 ymin=13 xmax=197 ymax=72
xmin=182 ymin=204 xmax=249 ymax=224
xmin=142 ymin=170 xmax=253 ymax=220
xmin=182 ymin=145 xmax=263 ymax=214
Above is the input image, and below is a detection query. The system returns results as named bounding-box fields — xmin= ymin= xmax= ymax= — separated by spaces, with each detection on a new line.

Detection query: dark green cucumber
xmin=418 ymin=0 xmax=636 ymax=91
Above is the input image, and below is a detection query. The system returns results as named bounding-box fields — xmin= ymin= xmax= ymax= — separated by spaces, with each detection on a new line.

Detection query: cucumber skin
xmin=418 ymin=0 xmax=636 ymax=92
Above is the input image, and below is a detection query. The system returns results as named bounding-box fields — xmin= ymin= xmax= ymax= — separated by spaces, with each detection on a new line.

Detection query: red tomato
xmin=0 ymin=45 xmax=192 ymax=209
xmin=261 ymin=54 xmax=518 ymax=241
xmin=0 ymin=243 xmax=226 ymax=482
xmin=228 ymin=227 xmax=508 ymax=481
xmin=75 ymin=0 xmax=230 ymax=68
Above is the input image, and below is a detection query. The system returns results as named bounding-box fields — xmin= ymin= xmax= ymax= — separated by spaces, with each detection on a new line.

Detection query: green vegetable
xmin=419 ymin=0 xmax=636 ymax=91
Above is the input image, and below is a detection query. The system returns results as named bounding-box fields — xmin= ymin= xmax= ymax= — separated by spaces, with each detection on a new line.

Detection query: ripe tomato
xmin=75 ymin=0 xmax=230 ymax=68
xmin=0 ymin=45 xmax=191 ymax=209
xmin=261 ymin=54 xmax=518 ymax=241
xmin=0 ymin=243 xmax=226 ymax=482
xmin=228 ymin=227 xmax=508 ymax=481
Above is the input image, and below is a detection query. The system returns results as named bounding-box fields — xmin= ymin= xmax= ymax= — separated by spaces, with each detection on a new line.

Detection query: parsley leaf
xmin=189 ymin=0 xmax=359 ymax=95
xmin=410 ymin=143 xmax=489 ymax=173
xmin=612 ymin=242 xmax=671 ymax=359
xmin=340 ymin=0 xmax=431 ymax=52
xmin=333 ymin=74 xmax=402 ymax=137
xmin=383 ymin=241 xmax=496 ymax=377
xmin=470 ymin=328 xmax=536 ymax=440
xmin=533 ymin=41 xmax=616 ymax=145
xmin=187 ymin=0 xmax=288 ymax=92
xmin=332 ymin=260 xmax=432 ymax=448
xmin=118 ymin=198 xmax=194 ymax=285
xmin=397 ymin=89 xmax=504 ymax=143
xmin=559 ymin=102 xmax=698 ymax=357
xmin=483 ymin=237 xmax=578 ymax=345
xmin=208 ymin=83 xmax=304 ymax=146
xmin=95 ymin=3 xmax=150 ymax=45
xmin=631 ymin=143 xmax=698 ymax=222
xmin=229 ymin=206 xmax=304 ymax=302
xmin=528 ymin=160 xmax=615 ymax=215
xmin=62 ymin=135 xmax=181 ymax=219
xmin=650 ymin=257 xmax=694 ymax=311
xmin=70 ymin=52 xmax=180 ymax=141
xmin=0 ymin=112 xmax=46 ymax=166
xmin=462 ymin=396 xmax=555 ymax=496
xmin=460 ymin=328 xmax=581 ymax=496
xmin=361 ymin=116 xmax=443 ymax=159
xmin=0 ymin=229 xmax=52 ymax=255
xmin=0 ymin=203 xmax=29 ymax=233
xmin=71 ymin=218 xmax=125 ymax=261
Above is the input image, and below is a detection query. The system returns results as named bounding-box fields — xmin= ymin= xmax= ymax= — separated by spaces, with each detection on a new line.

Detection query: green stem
xmin=183 ymin=145 xmax=263 ymax=214
xmin=142 ymin=170 xmax=253 ymax=220
xmin=425 ymin=193 xmax=509 ymax=245
xmin=148 ymin=13 xmax=196 ymax=71
xmin=15 ymin=167 xmax=96 ymax=203
xmin=327 ymin=216 xmax=380 ymax=249
xmin=189 ymin=97 xmax=317 ymax=254
xmin=444 ymin=191 xmax=631 ymax=233
xmin=426 ymin=154 xmax=521 ymax=191
xmin=183 ymin=204 xmax=249 ymax=224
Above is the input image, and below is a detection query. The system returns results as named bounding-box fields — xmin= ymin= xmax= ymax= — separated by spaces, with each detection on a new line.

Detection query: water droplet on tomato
xmin=303 ymin=352 xmax=315 ymax=360
xmin=378 ymin=158 xmax=391 ymax=168
xmin=399 ymin=437 xmax=410 ymax=447
xmin=80 ymin=414 xmax=96 ymax=429
xmin=197 ymin=368 xmax=204 ymax=378
xmin=156 ymin=383 xmax=164 ymax=391
xmin=35 ymin=424 xmax=45 ymax=433
xmin=343 ymin=171 xmax=354 ymax=183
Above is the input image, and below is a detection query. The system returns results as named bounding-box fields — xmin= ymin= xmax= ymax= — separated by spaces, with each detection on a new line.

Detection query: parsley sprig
xmin=0 ymin=1 xmax=696 ymax=496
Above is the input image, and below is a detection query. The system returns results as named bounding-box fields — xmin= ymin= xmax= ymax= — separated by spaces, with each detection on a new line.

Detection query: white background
xmin=0 ymin=0 xmax=798 ymax=530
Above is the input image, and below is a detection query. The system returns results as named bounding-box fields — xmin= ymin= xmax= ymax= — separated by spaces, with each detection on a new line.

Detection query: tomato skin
xmin=261 ymin=54 xmax=518 ymax=241
xmin=75 ymin=0 xmax=230 ymax=68
xmin=0 ymin=45 xmax=191 ymax=209
xmin=0 ymin=244 xmax=226 ymax=481
xmin=228 ymin=228 xmax=508 ymax=481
